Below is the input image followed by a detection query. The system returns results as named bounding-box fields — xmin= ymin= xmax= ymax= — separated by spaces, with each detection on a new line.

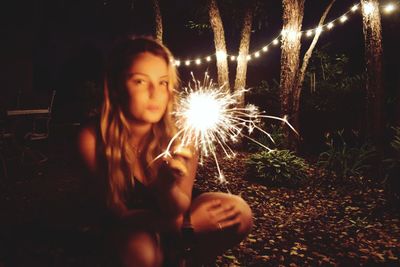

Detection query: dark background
xmin=1 ymin=0 xmax=399 ymax=125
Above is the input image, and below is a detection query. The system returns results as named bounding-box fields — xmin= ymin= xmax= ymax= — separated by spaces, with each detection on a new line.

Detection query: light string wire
xmin=172 ymin=2 xmax=398 ymax=67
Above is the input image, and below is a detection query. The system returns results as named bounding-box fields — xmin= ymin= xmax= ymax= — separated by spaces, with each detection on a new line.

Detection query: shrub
xmin=383 ymin=126 xmax=400 ymax=205
xmin=388 ymin=126 xmax=400 ymax=152
xmin=317 ymin=130 xmax=376 ymax=179
xmin=246 ymin=150 xmax=309 ymax=187
xmin=245 ymin=123 xmax=286 ymax=152
xmin=245 ymin=80 xmax=280 ymax=116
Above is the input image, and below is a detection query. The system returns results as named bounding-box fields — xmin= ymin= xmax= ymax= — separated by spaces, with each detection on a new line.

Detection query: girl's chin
xmin=127 ymin=114 xmax=163 ymax=125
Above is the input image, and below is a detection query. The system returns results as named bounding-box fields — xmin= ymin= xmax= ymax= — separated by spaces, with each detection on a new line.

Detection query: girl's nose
xmin=148 ymin=82 xmax=156 ymax=96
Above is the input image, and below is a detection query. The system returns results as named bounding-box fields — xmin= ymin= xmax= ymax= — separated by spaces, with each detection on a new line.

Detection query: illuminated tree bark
xmin=279 ymin=0 xmax=304 ymax=149
xmin=208 ymin=0 xmax=230 ymax=90
xmin=361 ymin=0 xmax=384 ymax=145
xmin=152 ymin=0 xmax=163 ymax=43
xmin=234 ymin=4 xmax=254 ymax=107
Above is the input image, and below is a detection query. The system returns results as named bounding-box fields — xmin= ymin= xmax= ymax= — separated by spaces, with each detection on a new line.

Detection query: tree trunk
xmin=361 ymin=0 xmax=384 ymax=146
xmin=234 ymin=5 xmax=254 ymax=106
xmin=279 ymin=0 xmax=304 ymax=149
xmin=292 ymin=0 xmax=336 ymax=142
xmin=152 ymin=0 xmax=163 ymax=43
xmin=208 ymin=0 xmax=230 ymax=91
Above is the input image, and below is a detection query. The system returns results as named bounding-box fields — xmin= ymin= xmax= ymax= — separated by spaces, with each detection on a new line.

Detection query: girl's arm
xmin=151 ymin=147 xmax=198 ymax=217
xmin=78 ymin=125 xmax=98 ymax=174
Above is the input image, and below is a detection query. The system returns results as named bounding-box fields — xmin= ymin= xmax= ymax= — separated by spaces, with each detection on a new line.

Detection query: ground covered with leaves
xmin=0 ymin=134 xmax=399 ymax=266
xmin=196 ymin=152 xmax=400 ymax=266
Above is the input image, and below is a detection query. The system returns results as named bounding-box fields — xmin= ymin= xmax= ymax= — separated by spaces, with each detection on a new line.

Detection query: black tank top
xmin=125 ymin=176 xmax=159 ymax=211
xmin=90 ymin=117 xmax=159 ymax=212
xmin=88 ymin=117 xmax=202 ymax=215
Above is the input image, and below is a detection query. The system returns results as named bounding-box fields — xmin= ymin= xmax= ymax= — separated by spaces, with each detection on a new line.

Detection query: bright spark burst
xmin=154 ymin=73 xmax=298 ymax=183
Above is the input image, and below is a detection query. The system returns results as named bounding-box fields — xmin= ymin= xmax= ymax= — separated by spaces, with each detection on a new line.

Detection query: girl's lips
xmin=147 ymin=105 xmax=160 ymax=111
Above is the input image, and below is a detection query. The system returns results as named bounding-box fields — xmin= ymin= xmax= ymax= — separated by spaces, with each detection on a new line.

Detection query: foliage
xmin=317 ymin=130 xmax=376 ymax=180
xmin=185 ymin=20 xmax=210 ymax=34
xmin=246 ymin=150 xmax=309 ymax=187
xmin=246 ymin=80 xmax=280 ymax=115
xmin=389 ymin=126 xmax=400 ymax=152
xmin=383 ymin=126 xmax=400 ymax=204
xmin=302 ymin=47 xmax=365 ymax=114
xmin=245 ymin=123 xmax=288 ymax=152
xmin=243 ymin=80 xmax=284 ymax=152
xmin=301 ymin=47 xmax=365 ymax=153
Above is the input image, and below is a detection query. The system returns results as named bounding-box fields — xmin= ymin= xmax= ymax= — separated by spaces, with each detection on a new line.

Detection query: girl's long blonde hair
xmin=100 ymin=36 xmax=178 ymax=214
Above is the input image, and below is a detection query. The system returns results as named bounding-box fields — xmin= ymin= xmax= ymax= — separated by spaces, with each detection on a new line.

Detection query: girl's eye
xmin=133 ymin=79 xmax=146 ymax=85
xmin=160 ymin=80 xmax=169 ymax=87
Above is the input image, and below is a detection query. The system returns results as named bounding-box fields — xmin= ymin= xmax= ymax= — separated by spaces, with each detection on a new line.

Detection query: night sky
xmin=1 ymin=0 xmax=399 ymax=123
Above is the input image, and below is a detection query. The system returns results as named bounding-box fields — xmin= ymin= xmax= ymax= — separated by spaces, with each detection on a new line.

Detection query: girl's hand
xmin=152 ymin=146 xmax=197 ymax=215
xmin=190 ymin=199 xmax=241 ymax=232
xmin=159 ymin=147 xmax=194 ymax=187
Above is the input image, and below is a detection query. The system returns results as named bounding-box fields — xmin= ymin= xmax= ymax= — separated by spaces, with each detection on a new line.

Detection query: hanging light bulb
xmin=185 ymin=60 xmax=191 ymax=66
xmin=230 ymin=55 xmax=236 ymax=61
xmin=195 ymin=59 xmax=201 ymax=65
xmin=273 ymin=39 xmax=279 ymax=45
xmin=306 ymin=30 xmax=313 ymax=37
xmin=340 ymin=15 xmax=348 ymax=23
xmin=351 ymin=4 xmax=359 ymax=12
xmin=175 ymin=60 xmax=181 ymax=66
xmin=316 ymin=26 xmax=323 ymax=34
xmin=206 ymin=56 xmax=211 ymax=62
xmin=262 ymin=46 xmax=269 ymax=52
xmin=255 ymin=52 xmax=260 ymax=58
xmin=327 ymin=22 xmax=334 ymax=29
xmin=384 ymin=3 xmax=395 ymax=13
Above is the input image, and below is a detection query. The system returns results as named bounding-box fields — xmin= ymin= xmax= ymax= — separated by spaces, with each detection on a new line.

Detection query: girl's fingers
xmin=206 ymin=202 xmax=241 ymax=229
xmin=167 ymin=159 xmax=187 ymax=177
xmin=205 ymin=199 xmax=222 ymax=211
xmin=213 ymin=204 xmax=234 ymax=216
xmin=213 ymin=205 xmax=240 ymax=225
xmin=219 ymin=216 xmax=241 ymax=229
xmin=162 ymin=147 xmax=192 ymax=176
xmin=172 ymin=147 xmax=193 ymax=161
xmin=220 ymin=207 xmax=240 ymax=222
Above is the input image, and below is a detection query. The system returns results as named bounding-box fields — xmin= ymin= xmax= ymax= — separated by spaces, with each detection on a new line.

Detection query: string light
xmin=173 ymin=2 xmax=399 ymax=67
xmin=384 ymin=3 xmax=396 ymax=13
xmin=340 ymin=15 xmax=348 ymax=23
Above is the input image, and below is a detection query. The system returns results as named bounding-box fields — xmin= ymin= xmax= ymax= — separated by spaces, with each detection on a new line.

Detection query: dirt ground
xmin=1 ymin=124 xmax=399 ymax=266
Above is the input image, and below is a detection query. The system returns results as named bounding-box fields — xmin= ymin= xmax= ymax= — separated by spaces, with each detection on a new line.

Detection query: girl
xmin=78 ymin=36 xmax=252 ymax=267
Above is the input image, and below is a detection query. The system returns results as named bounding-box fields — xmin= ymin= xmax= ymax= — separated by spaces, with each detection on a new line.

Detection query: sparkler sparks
xmin=155 ymin=73 xmax=298 ymax=183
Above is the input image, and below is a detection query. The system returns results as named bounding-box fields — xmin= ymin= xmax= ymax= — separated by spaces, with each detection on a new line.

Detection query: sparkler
xmin=155 ymin=73 xmax=298 ymax=183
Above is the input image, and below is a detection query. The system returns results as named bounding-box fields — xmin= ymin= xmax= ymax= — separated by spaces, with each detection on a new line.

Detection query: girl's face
xmin=124 ymin=52 xmax=170 ymax=124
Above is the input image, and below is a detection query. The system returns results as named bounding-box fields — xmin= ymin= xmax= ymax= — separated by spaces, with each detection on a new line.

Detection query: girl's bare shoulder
xmin=78 ymin=121 xmax=99 ymax=173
